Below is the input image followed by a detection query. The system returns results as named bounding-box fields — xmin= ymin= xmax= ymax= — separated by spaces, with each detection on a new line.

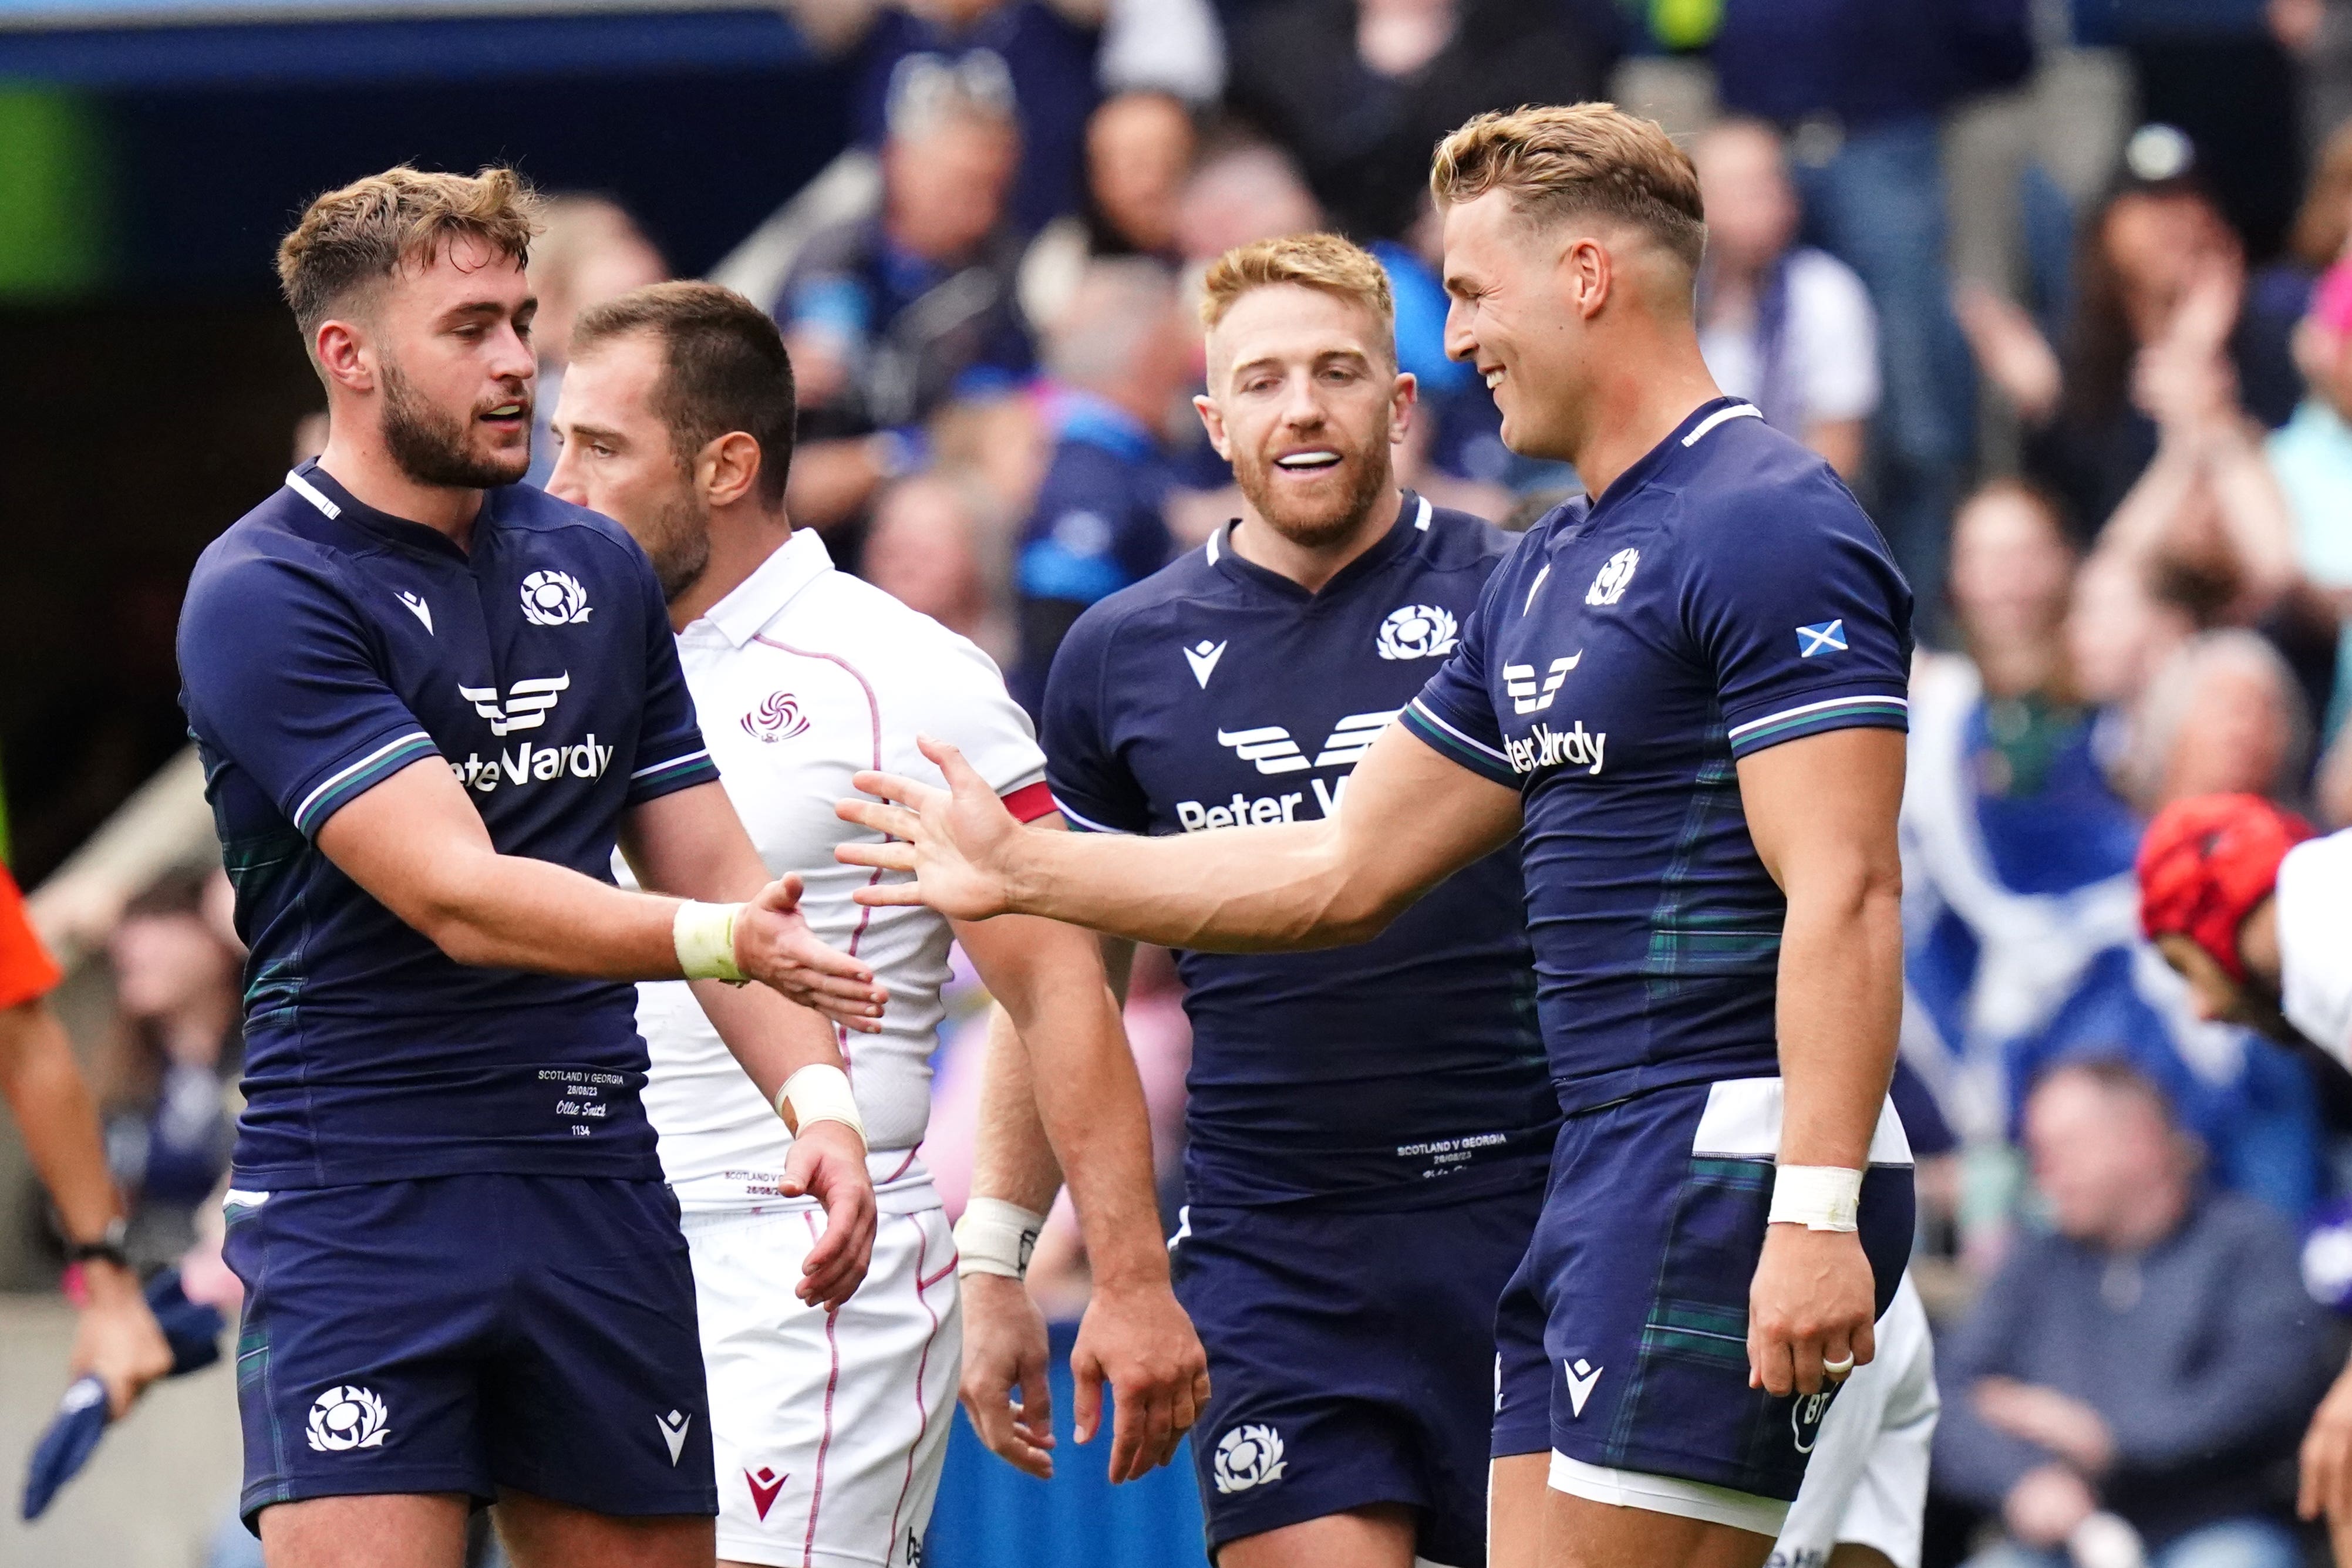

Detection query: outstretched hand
xmin=733 ymin=874 xmax=887 ymax=1032
xmin=834 ymin=736 xmax=1027 ymax=920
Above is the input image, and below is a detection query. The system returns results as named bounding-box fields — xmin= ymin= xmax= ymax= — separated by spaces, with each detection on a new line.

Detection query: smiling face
xmin=545 ymin=329 xmax=711 ymax=601
xmin=1197 ymin=282 xmax=1413 ymax=548
xmin=1441 ymin=191 xmax=1590 ymax=461
xmin=358 ymin=233 xmax=538 ymax=488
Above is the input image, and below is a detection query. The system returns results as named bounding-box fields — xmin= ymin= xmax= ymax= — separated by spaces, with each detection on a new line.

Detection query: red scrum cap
xmin=2137 ymin=793 xmax=2315 ymax=982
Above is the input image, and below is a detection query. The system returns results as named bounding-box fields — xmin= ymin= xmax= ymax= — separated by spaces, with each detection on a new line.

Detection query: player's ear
xmin=700 ymin=431 xmax=763 ymax=507
xmin=1193 ymin=392 xmax=1230 ymax=460
xmin=1565 ymin=236 xmax=1611 ymax=321
xmin=314 ymin=319 xmax=373 ymax=395
xmin=1387 ymin=370 xmax=1417 ymax=447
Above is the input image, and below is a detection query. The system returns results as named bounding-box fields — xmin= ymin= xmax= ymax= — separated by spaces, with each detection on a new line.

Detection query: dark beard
xmin=641 ymin=487 xmax=713 ymax=603
xmin=1234 ymin=440 xmax=1394 ymax=550
xmin=381 ymin=359 xmax=529 ymax=490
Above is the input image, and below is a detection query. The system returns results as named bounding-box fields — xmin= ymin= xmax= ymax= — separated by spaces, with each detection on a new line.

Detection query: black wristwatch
xmin=66 ymin=1218 xmax=130 ymax=1272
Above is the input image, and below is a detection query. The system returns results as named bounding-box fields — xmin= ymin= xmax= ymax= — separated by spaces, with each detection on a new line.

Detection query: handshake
xmin=676 ymin=874 xmax=890 ymax=1034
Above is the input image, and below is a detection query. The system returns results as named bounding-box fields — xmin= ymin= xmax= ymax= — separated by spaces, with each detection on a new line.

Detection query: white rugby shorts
xmin=1767 ymin=1272 xmax=1939 ymax=1568
xmin=683 ymin=1193 xmax=961 ymax=1568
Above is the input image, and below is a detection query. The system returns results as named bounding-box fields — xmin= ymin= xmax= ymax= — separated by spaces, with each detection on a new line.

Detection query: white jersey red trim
xmin=628 ymin=529 xmax=1051 ymax=1207
xmin=2278 ymin=828 xmax=2352 ymax=1069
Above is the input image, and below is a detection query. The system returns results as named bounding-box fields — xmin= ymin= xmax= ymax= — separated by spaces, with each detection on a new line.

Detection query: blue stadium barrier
xmin=926 ymin=1320 xmax=1205 ymax=1568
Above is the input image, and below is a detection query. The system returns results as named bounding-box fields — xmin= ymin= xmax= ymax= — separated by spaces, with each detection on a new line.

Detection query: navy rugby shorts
xmin=1171 ymin=1184 xmax=1544 ymax=1566
xmin=1491 ymin=1078 xmax=1913 ymax=1507
xmin=223 ymin=1172 xmax=717 ymax=1529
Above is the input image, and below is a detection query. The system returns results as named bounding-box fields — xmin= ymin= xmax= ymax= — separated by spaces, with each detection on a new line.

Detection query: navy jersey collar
xmin=288 ymin=460 xmax=494 ymax=562
xmin=1209 ymin=490 xmax=1431 ymax=604
xmin=1585 ymin=397 xmax=1761 ymax=519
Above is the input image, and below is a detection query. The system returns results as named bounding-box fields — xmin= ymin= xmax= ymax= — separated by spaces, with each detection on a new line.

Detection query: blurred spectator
xmin=1963 ymin=130 xmax=2306 ymax=536
xmin=1712 ymin=0 xmax=2028 ymax=640
xmin=1903 ymin=487 xmax=2323 ymax=1221
xmin=2257 ymin=258 xmax=2352 ymax=743
xmin=828 ymin=0 xmax=1101 ymax=237
xmin=2277 ymin=0 xmax=2352 ymax=154
xmin=97 ymin=875 xmax=240 ymax=1263
xmin=2127 ymin=631 xmax=2313 ymax=814
xmin=1932 ymin=1060 xmax=2327 ymax=1568
xmin=1173 ymin=137 xmax=1323 ymax=283
xmin=524 ymin=195 xmax=669 ymax=486
xmin=1095 ymin=0 xmax=1225 ymax=105
xmin=1012 ymin=258 xmax=1188 ymax=704
xmin=1020 ymin=89 xmax=1198 ymax=326
xmin=862 ymin=470 xmax=1013 ymax=662
xmin=780 ymin=69 xmax=1035 ymax=531
xmin=1692 ymin=119 xmax=1881 ymax=479
xmin=1221 ymin=0 xmax=1614 ymax=242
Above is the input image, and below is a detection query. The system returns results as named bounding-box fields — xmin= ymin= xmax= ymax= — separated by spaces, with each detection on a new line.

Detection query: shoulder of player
xmin=1659 ymin=425 xmax=1876 ymax=555
xmin=759 ymin=568 xmax=1010 ymax=694
xmin=1414 ymin=500 xmax=1522 ymax=571
xmin=493 ymin=485 xmax=652 ymax=567
xmin=1062 ymin=544 xmax=1225 ymax=645
xmin=183 ymin=501 xmax=363 ymax=621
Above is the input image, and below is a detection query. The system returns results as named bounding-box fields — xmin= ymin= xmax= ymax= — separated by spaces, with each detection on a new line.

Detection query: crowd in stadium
xmin=17 ymin=1 xmax=2352 ymax=1566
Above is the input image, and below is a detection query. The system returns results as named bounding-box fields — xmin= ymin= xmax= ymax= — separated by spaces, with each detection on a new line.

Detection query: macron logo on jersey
xmin=1185 ymin=639 xmax=1229 ymax=688
xmin=460 ymin=673 xmax=571 ymax=736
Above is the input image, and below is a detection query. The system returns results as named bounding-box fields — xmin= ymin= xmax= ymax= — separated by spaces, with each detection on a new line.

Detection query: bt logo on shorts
xmin=1790 ymin=1387 xmax=1835 ymax=1454
xmin=305 ymin=1385 xmax=389 ymax=1452
xmin=1212 ymin=1424 xmax=1286 ymax=1494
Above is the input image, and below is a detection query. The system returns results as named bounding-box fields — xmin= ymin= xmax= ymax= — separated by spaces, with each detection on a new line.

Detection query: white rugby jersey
xmin=2278 ymin=828 xmax=2352 ymax=1069
xmin=629 ymin=530 xmax=1053 ymax=1210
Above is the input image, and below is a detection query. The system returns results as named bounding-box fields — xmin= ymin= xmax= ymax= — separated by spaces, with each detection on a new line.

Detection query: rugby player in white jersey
xmin=546 ymin=280 xmax=1209 ymax=1568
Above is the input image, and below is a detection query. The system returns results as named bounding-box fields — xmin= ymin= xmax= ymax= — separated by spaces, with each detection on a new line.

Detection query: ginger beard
xmin=379 ymin=352 xmax=533 ymax=490
xmin=1227 ymin=403 xmax=1394 ymax=550
xmin=634 ymin=480 xmax=714 ymax=604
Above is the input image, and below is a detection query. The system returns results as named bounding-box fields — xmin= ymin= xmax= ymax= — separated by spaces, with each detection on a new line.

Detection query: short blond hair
xmin=1199 ymin=232 xmax=1395 ymax=360
xmin=276 ymin=164 xmax=542 ymax=339
xmin=1430 ymin=103 xmax=1704 ymax=269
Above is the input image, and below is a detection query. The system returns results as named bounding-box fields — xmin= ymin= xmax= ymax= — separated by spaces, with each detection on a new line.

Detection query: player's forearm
xmin=985 ymin=990 xmax=1167 ymax=1290
xmin=0 ymin=1000 xmax=125 ymax=1244
xmin=421 ymin=849 xmax=686 ymax=979
xmin=690 ymin=977 xmax=847 ymax=1107
xmin=1003 ymin=821 xmax=1384 ymax=953
xmin=1774 ymin=868 xmax=1902 ymax=1168
xmin=972 ymin=1004 xmax=1068 ymax=1215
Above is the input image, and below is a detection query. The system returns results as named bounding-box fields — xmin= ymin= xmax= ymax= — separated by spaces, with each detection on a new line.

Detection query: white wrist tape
xmin=674 ymin=901 xmax=748 ymax=983
xmin=955 ymin=1198 xmax=1047 ymax=1281
xmin=1768 ymin=1164 xmax=1863 ymax=1232
xmin=774 ymin=1063 xmax=866 ymax=1147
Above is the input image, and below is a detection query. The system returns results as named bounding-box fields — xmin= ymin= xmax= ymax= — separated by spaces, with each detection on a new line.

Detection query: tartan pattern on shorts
xmin=1600 ymin=1152 xmax=1837 ymax=1498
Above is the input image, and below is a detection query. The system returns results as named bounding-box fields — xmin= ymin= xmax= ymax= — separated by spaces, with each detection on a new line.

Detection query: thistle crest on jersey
xmin=520 ymin=570 xmax=593 ymax=626
xmin=1376 ymin=603 xmax=1459 ymax=660
xmin=1585 ymin=548 xmax=1639 ymax=606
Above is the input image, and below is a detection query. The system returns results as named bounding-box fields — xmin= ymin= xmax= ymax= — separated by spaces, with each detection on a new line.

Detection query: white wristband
xmin=674 ymin=901 xmax=747 ymax=983
xmin=774 ymin=1064 xmax=867 ymax=1149
xmin=1768 ymin=1164 xmax=1862 ymax=1232
xmin=955 ymin=1198 xmax=1047 ymax=1281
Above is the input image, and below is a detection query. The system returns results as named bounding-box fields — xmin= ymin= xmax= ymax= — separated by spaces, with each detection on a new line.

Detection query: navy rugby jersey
xmin=177 ymin=461 xmax=720 ymax=1188
xmin=1404 ymin=400 xmax=1913 ymax=1112
xmin=1042 ymin=491 xmax=1557 ymax=1210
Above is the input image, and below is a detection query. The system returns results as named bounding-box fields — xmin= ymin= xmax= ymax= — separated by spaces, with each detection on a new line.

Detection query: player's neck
xmin=668 ymin=500 xmax=793 ymax=633
xmin=1229 ymin=484 xmax=1404 ymax=595
xmin=314 ymin=432 xmax=486 ymax=547
xmin=1566 ymin=333 xmax=1724 ymax=504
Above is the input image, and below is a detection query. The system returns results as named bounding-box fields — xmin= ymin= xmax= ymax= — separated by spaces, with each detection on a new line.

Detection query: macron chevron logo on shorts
xmin=1563 ymin=1358 xmax=1603 ymax=1417
xmin=656 ymin=1408 xmax=691 ymax=1465
xmin=745 ymin=1464 xmax=787 ymax=1519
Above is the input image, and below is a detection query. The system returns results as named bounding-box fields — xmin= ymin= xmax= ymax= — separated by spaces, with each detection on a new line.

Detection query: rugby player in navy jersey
xmin=840 ymin=104 xmax=1915 ymax=1568
xmin=957 ymin=232 xmax=1557 ymax=1568
xmin=176 ymin=167 xmax=888 ymax=1568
